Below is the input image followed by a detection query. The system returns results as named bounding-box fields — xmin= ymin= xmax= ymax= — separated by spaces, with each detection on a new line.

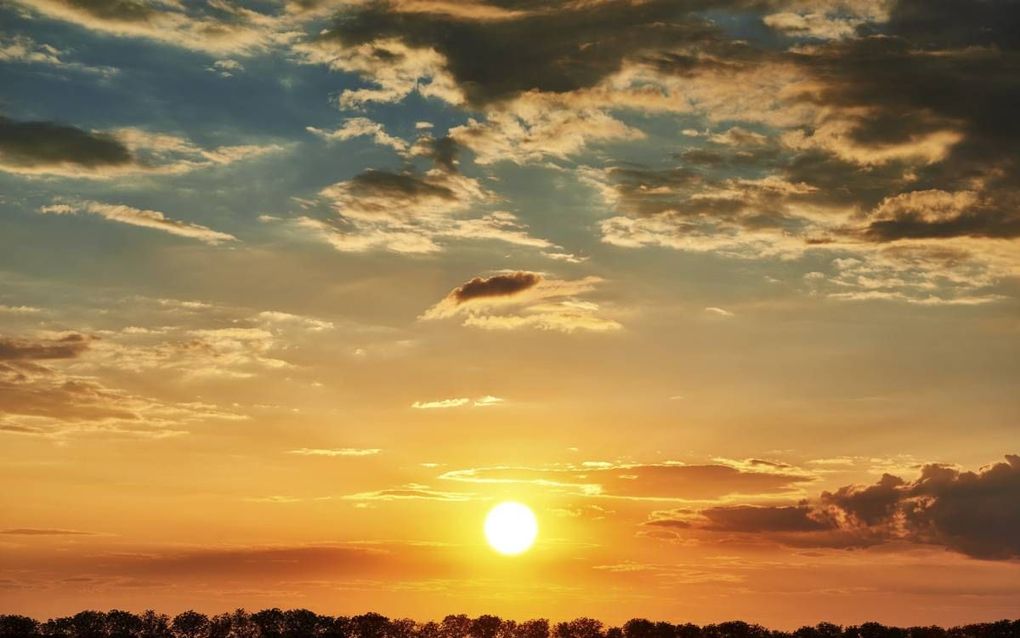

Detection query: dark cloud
xmin=54 ymin=0 xmax=157 ymax=23
xmin=451 ymin=272 xmax=542 ymax=303
xmin=411 ymin=135 xmax=460 ymax=172
xmin=0 ymin=542 xmax=458 ymax=588
xmin=699 ymin=504 xmax=831 ymax=532
xmin=821 ymin=473 xmax=904 ymax=526
xmin=0 ymin=333 xmax=92 ymax=361
xmin=0 ymin=116 xmax=133 ymax=172
xmin=320 ymin=0 xmax=738 ymax=106
xmin=343 ymin=170 xmax=460 ymax=205
xmin=862 ymin=193 xmax=1020 ymax=241
xmin=657 ymin=456 xmax=1020 ymax=560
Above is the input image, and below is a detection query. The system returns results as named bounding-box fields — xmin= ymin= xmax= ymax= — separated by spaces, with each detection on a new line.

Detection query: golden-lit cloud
xmin=39 ymin=201 xmax=237 ymax=245
xmin=438 ymin=459 xmax=816 ymax=501
xmin=287 ymin=447 xmax=382 ymax=456
xmin=421 ymin=272 xmax=620 ymax=333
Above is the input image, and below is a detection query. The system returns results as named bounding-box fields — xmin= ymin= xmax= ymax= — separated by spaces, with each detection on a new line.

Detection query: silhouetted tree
xmin=39 ymin=616 xmax=74 ymax=638
xmin=282 ymin=609 xmax=325 ymax=638
xmin=674 ymin=623 xmax=702 ymax=638
xmin=351 ymin=613 xmax=391 ymax=638
xmin=554 ymin=618 xmax=603 ymax=638
xmin=324 ymin=616 xmax=353 ymax=638
xmin=0 ymin=614 xmax=39 ymax=638
xmin=139 ymin=611 xmax=173 ymax=638
xmin=471 ymin=615 xmax=503 ymax=638
xmin=417 ymin=621 xmax=442 ymax=638
xmin=251 ymin=608 xmax=286 ymax=638
xmin=703 ymin=621 xmax=770 ymax=638
xmin=624 ymin=619 xmax=656 ymax=638
xmin=389 ymin=618 xmax=418 ymax=638
xmin=514 ymin=619 xmax=549 ymax=638
xmin=5 ymin=609 xmax=1020 ymax=638
xmin=107 ymin=610 xmax=144 ymax=638
xmin=172 ymin=611 xmax=211 ymax=638
xmin=442 ymin=615 xmax=472 ymax=638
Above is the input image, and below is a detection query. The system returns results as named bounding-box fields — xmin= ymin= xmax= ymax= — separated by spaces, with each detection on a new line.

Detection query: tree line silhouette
xmin=1 ymin=611 xmax=1017 ymax=638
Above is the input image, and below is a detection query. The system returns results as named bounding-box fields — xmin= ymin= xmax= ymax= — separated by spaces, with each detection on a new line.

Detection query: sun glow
xmin=484 ymin=501 xmax=538 ymax=555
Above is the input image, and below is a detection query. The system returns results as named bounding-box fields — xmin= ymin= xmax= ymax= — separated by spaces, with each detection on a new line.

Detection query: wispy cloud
xmin=287 ymin=448 xmax=382 ymax=457
xmin=411 ymin=396 xmax=505 ymax=409
xmin=40 ymin=201 xmax=236 ymax=245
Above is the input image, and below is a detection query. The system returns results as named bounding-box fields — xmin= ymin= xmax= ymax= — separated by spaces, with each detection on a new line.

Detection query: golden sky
xmin=1 ymin=0 xmax=1019 ymax=629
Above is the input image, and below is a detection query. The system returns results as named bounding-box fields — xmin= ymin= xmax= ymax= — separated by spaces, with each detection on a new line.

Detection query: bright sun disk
xmin=484 ymin=501 xmax=538 ymax=555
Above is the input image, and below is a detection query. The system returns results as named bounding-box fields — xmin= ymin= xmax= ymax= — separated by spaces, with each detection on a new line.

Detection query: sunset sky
xmin=1 ymin=0 xmax=1019 ymax=629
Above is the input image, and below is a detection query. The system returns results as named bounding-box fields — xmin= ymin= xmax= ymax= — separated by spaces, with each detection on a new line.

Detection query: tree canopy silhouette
xmin=1 ymin=611 xmax=1017 ymax=638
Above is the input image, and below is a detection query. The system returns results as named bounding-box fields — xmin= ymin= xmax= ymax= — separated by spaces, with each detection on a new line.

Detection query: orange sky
xmin=1 ymin=0 xmax=1019 ymax=628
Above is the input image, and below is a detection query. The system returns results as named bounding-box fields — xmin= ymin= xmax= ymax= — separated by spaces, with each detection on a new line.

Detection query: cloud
xmin=1 ymin=528 xmax=95 ymax=536
xmin=207 ymin=58 xmax=245 ymax=77
xmin=448 ymin=93 xmax=645 ymax=165
xmin=10 ymin=0 xmax=291 ymax=56
xmin=652 ymin=455 xmax=1020 ymax=560
xmin=287 ymin=448 xmax=381 ymax=457
xmin=451 ymin=271 xmax=541 ymax=303
xmin=256 ymin=311 xmax=334 ymax=332
xmin=411 ymin=398 xmax=469 ymax=410
xmin=39 ymin=200 xmax=237 ymax=245
xmin=863 ymin=189 xmax=1020 ymax=241
xmin=0 ymin=116 xmax=133 ymax=176
xmin=307 ymin=117 xmax=408 ymax=152
xmin=286 ymin=136 xmax=561 ymax=254
xmin=0 ymin=34 xmax=118 ymax=76
xmin=296 ymin=0 xmax=1020 ymax=304
xmin=421 ymin=272 xmax=620 ymax=333
xmin=309 ymin=0 xmax=737 ymax=108
xmin=0 ymin=305 xmax=41 ymax=314
xmin=0 ymin=116 xmax=282 ymax=178
xmin=0 ymin=332 xmax=91 ymax=361
xmin=439 ymin=459 xmax=815 ymax=501
xmin=343 ymin=484 xmax=475 ymax=502
xmin=411 ymin=396 xmax=504 ymax=409
xmin=0 ymin=333 xmax=239 ymax=438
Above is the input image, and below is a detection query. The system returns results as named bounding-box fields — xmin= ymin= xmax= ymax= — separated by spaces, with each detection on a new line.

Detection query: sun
xmin=484 ymin=501 xmax=538 ymax=555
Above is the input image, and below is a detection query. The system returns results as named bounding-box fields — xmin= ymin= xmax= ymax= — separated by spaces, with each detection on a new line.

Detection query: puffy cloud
xmin=448 ymin=93 xmax=644 ymax=165
xmin=585 ymin=155 xmax=1019 ymax=304
xmin=288 ymin=139 xmax=560 ymax=254
xmin=652 ymin=455 xmax=1020 ymax=560
xmin=421 ymin=272 xmax=620 ymax=333
xmin=450 ymin=271 xmax=541 ymax=303
xmin=39 ymin=200 xmax=237 ymax=245
xmin=864 ymin=189 xmax=1020 ymax=241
